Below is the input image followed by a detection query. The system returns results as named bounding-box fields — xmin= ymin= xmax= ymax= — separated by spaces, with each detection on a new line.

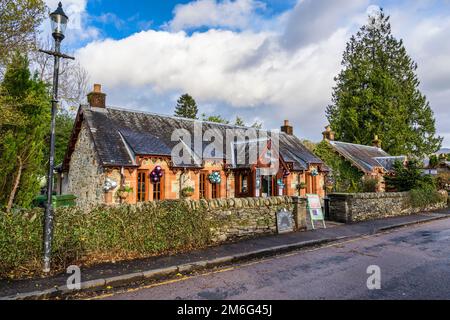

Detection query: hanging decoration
xmin=209 ymin=171 xmax=222 ymax=184
xmin=283 ymin=169 xmax=291 ymax=178
xmin=103 ymin=178 xmax=118 ymax=192
xmin=150 ymin=166 xmax=164 ymax=183
xmin=311 ymin=169 xmax=319 ymax=177
xmin=277 ymin=179 xmax=285 ymax=188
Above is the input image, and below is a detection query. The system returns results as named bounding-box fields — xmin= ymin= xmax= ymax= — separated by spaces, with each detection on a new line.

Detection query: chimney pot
xmin=88 ymin=84 xmax=106 ymax=108
xmin=322 ymin=125 xmax=335 ymax=141
xmin=281 ymin=120 xmax=294 ymax=135
xmin=372 ymin=135 xmax=382 ymax=148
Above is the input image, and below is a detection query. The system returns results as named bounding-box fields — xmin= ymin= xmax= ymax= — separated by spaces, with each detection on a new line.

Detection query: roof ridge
xmin=331 ymin=140 xmax=382 ymax=150
xmin=105 ymin=106 xmax=261 ymax=131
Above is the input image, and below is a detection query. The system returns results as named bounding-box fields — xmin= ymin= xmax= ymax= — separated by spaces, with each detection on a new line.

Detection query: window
xmin=137 ymin=171 xmax=147 ymax=202
xmin=312 ymin=175 xmax=317 ymax=194
xmin=199 ymin=173 xmax=207 ymax=199
xmin=152 ymin=172 xmax=164 ymax=201
xmin=153 ymin=181 xmax=162 ymax=200
xmin=240 ymin=174 xmax=248 ymax=194
xmin=211 ymin=182 xmax=220 ymax=199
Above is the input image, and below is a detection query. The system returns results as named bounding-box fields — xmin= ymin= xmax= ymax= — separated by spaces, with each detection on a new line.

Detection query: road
xmin=100 ymin=218 xmax=450 ymax=300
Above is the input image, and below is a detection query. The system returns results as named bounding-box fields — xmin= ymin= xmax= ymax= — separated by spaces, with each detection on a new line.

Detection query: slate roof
xmin=68 ymin=106 xmax=324 ymax=171
xmin=373 ymin=156 xmax=407 ymax=172
xmin=328 ymin=141 xmax=397 ymax=173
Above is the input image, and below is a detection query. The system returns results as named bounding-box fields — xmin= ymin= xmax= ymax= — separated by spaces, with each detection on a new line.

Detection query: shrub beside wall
xmin=409 ymin=188 xmax=447 ymax=209
xmin=0 ymin=196 xmax=293 ymax=279
xmin=0 ymin=201 xmax=212 ymax=279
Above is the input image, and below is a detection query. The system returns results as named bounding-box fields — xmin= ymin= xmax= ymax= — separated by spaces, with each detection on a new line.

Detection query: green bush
xmin=0 ymin=200 xmax=212 ymax=279
xmin=409 ymin=187 xmax=446 ymax=209
xmin=314 ymin=141 xmax=364 ymax=193
xmin=362 ymin=178 xmax=378 ymax=193
xmin=385 ymin=159 xmax=436 ymax=192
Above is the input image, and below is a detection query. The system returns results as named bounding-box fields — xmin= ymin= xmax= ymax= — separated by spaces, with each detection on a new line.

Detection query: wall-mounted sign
xmin=277 ymin=209 xmax=295 ymax=234
xmin=306 ymin=194 xmax=326 ymax=230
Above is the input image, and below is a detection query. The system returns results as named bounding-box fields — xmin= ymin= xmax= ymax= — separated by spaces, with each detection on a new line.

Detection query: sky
xmin=43 ymin=0 xmax=450 ymax=148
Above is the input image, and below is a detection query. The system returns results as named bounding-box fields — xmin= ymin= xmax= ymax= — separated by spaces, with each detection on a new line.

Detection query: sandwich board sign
xmin=306 ymin=194 xmax=326 ymax=230
xmin=277 ymin=208 xmax=295 ymax=234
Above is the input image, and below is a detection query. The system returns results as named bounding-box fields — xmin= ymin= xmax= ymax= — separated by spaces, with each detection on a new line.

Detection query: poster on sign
xmin=306 ymin=194 xmax=326 ymax=229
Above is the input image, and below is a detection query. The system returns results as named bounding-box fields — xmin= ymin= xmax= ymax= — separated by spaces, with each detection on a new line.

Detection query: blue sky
xmin=44 ymin=0 xmax=450 ymax=147
xmin=85 ymin=0 xmax=297 ymax=38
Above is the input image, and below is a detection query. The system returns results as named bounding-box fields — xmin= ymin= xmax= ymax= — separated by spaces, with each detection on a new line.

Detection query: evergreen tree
xmin=54 ymin=110 xmax=75 ymax=167
xmin=0 ymin=53 xmax=50 ymax=210
xmin=234 ymin=116 xmax=245 ymax=126
xmin=326 ymin=9 xmax=442 ymax=157
xmin=174 ymin=94 xmax=198 ymax=119
xmin=202 ymin=113 xmax=229 ymax=124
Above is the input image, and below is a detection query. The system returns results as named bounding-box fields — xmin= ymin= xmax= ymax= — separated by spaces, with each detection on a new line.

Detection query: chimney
xmin=281 ymin=120 xmax=294 ymax=135
xmin=322 ymin=125 xmax=335 ymax=141
xmin=372 ymin=135 xmax=382 ymax=148
xmin=87 ymin=84 xmax=106 ymax=108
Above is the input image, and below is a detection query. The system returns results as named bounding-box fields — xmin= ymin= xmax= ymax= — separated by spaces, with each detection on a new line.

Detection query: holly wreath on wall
xmin=209 ymin=171 xmax=222 ymax=184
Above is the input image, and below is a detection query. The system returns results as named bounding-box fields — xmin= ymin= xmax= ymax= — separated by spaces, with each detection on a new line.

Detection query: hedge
xmin=0 ymin=201 xmax=213 ymax=279
xmin=409 ymin=188 xmax=447 ymax=209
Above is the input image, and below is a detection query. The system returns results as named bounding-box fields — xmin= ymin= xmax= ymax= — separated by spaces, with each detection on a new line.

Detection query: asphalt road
xmin=101 ymin=218 xmax=450 ymax=300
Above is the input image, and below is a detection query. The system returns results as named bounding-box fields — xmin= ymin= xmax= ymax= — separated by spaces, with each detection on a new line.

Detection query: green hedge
xmin=0 ymin=201 xmax=212 ymax=279
xmin=409 ymin=188 xmax=447 ymax=209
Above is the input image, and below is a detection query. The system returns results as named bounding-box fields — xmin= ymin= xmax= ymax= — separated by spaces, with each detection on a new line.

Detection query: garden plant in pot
xmin=181 ymin=186 xmax=195 ymax=198
xmin=297 ymin=182 xmax=307 ymax=191
xmin=117 ymin=186 xmax=133 ymax=200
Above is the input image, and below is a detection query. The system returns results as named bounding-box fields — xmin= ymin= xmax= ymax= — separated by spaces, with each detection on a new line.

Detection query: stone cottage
xmin=56 ymin=85 xmax=328 ymax=208
xmin=321 ymin=126 xmax=406 ymax=192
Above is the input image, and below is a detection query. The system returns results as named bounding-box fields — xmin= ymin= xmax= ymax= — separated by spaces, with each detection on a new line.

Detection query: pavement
xmin=1 ymin=209 xmax=449 ymax=300
xmin=103 ymin=218 xmax=450 ymax=300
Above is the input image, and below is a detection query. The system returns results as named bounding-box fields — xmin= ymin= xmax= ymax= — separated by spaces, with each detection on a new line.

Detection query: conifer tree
xmin=174 ymin=94 xmax=199 ymax=119
xmin=326 ymin=9 xmax=442 ymax=157
xmin=0 ymin=53 xmax=50 ymax=210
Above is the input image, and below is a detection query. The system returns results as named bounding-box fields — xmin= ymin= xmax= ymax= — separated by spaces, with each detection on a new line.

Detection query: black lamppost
xmin=40 ymin=2 xmax=74 ymax=273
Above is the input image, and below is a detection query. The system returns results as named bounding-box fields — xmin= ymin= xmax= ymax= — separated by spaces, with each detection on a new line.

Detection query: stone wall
xmin=184 ymin=196 xmax=305 ymax=243
xmin=63 ymin=123 xmax=106 ymax=208
xmin=328 ymin=191 xmax=448 ymax=223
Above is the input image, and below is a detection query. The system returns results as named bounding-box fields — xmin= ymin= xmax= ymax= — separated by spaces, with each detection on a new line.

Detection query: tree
xmin=234 ymin=116 xmax=245 ymax=126
xmin=0 ymin=53 xmax=50 ymax=210
xmin=31 ymin=38 xmax=90 ymax=111
xmin=0 ymin=0 xmax=45 ymax=68
xmin=326 ymin=9 xmax=442 ymax=157
xmin=202 ymin=113 xmax=229 ymax=124
xmin=301 ymin=139 xmax=317 ymax=153
xmin=314 ymin=140 xmax=363 ymax=193
xmin=234 ymin=116 xmax=262 ymax=129
xmin=428 ymin=155 xmax=439 ymax=169
xmin=174 ymin=94 xmax=198 ymax=119
xmin=385 ymin=159 xmax=434 ymax=192
xmin=54 ymin=110 xmax=75 ymax=166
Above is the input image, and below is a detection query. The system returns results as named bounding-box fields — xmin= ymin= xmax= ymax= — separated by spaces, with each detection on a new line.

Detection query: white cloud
xmin=167 ymin=0 xmax=266 ymax=31
xmin=281 ymin=0 xmax=369 ymax=48
xmin=75 ymin=0 xmax=450 ymax=147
